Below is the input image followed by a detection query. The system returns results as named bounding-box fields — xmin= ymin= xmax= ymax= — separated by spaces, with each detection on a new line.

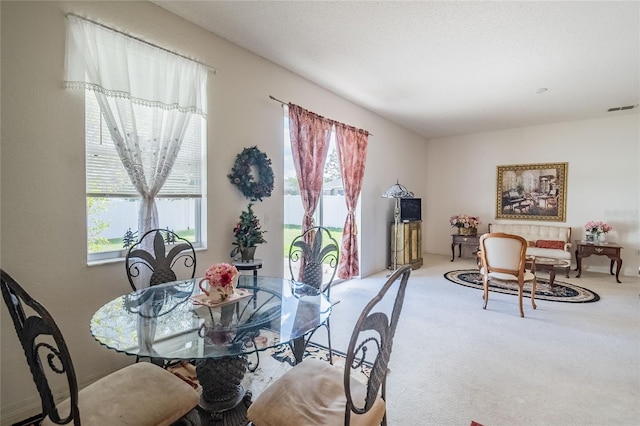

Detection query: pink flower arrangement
xmin=585 ymin=221 xmax=612 ymax=234
xmin=199 ymin=263 xmax=240 ymax=302
xmin=450 ymin=214 xmax=481 ymax=229
xmin=204 ymin=263 xmax=239 ymax=288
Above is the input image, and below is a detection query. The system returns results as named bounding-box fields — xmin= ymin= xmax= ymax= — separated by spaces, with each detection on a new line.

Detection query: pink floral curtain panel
xmin=288 ymin=104 xmax=333 ymax=233
xmin=335 ymin=124 xmax=368 ymax=279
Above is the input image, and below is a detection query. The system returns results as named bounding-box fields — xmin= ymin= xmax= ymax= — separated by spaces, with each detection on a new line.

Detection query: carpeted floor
xmin=444 ymin=269 xmax=600 ymax=303
xmin=326 ymin=254 xmax=640 ymax=426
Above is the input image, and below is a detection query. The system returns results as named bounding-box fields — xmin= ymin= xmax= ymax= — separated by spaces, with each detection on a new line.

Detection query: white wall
xmin=0 ymin=1 xmax=427 ymax=422
xmin=425 ymin=114 xmax=640 ymax=275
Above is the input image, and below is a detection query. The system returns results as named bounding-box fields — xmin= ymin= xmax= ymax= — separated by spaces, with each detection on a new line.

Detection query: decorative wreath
xmin=228 ymin=146 xmax=274 ymax=201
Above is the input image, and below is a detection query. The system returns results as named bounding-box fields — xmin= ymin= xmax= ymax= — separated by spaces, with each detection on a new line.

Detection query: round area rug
xmin=444 ymin=270 xmax=599 ymax=303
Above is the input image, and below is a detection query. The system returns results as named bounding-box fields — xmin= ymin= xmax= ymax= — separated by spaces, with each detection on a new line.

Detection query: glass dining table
xmin=90 ymin=275 xmax=331 ymax=424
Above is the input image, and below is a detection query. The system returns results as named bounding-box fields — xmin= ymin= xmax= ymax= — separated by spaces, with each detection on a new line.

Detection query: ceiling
xmin=153 ymin=1 xmax=639 ymax=139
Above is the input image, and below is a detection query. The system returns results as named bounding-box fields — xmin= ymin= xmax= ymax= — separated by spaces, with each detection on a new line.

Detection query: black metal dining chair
xmin=125 ymin=228 xmax=196 ymax=291
xmin=247 ymin=265 xmax=412 ymax=426
xmin=1 ymin=269 xmax=199 ymax=426
xmin=125 ymin=229 xmax=197 ymax=367
xmin=287 ymin=226 xmax=339 ymax=363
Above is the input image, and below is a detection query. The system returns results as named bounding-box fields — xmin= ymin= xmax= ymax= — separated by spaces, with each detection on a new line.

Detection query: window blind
xmin=85 ymin=94 xmax=203 ymax=198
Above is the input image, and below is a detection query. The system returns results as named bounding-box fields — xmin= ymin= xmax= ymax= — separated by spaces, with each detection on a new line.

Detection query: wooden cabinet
xmin=391 ymin=220 xmax=423 ymax=269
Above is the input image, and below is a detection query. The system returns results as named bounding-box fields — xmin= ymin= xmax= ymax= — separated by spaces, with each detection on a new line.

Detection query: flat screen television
xmin=400 ymin=198 xmax=422 ymax=222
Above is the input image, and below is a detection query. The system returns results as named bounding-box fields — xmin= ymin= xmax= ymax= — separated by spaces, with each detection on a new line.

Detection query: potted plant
xmin=231 ymin=203 xmax=267 ymax=262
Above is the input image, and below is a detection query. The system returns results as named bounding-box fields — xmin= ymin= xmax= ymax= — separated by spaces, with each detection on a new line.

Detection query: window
xmin=86 ymin=93 xmax=206 ymax=262
xmin=64 ymin=15 xmax=209 ymax=263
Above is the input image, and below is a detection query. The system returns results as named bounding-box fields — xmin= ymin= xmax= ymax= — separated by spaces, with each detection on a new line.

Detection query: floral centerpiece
xmin=584 ymin=221 xmax=612 ymax=242
xmin=232 ymin=203 xmax=267 ymax=261
xmin=198 ymin=263 xmax=239 ymax=303
xmin=450 ymin=214 xmax=480 ymax=235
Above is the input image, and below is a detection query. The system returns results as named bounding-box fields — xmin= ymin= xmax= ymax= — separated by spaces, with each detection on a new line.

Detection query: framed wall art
xmin=496 ymin=162 xmax=568 ymax=221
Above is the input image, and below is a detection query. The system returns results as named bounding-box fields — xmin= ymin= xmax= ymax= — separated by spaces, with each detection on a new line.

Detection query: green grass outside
xmin=91 ymin=226 xmax=342 ymax=257
xmin=90 ymin=229 xmax=196 ymax=253
xmin=283 ymin=225 xmax=343 ymax=257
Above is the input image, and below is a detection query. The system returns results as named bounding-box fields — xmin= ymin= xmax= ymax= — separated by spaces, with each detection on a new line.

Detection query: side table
xmin=574 ymin=241 xmax=623 ymax=283
xmin=233 ymin=259 xmax=263 ymax=285
xmin=451 ymin=234 xmax=481 ymax=262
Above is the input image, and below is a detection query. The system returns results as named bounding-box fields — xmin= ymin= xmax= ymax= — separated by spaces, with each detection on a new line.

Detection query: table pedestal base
xmin=179 ymin=396 xmax=252 ymax=426
xmin=199 ymin=385 xmax=247 ymax=413
xmin=193 ymin=356 xmax=251 ymax=425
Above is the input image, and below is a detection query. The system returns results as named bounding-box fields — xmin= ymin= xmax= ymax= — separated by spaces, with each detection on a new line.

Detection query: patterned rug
xmin=270 ymin=342 xmax=372 ymax=378
xmin=166 ymin=341 xmax=372 ymax=396
xmin=444 ymin=269 xmax=600 ymax=303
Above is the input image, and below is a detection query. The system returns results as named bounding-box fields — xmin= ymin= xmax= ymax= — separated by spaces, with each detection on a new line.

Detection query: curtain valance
xmin=64 ymin=15 xmax=208 ymax=117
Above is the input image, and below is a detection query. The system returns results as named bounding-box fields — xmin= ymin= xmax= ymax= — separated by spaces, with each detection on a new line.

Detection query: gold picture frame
xmin=496 ymin=162 xmax=568 ymax=221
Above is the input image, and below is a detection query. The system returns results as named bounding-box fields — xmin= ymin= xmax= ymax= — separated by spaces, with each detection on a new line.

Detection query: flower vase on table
xmin=458 ymin=227 xmax=477 ymax=236
xmin=584 ymin=221 xmax=612 ymax=244
xmin=450 ymin=214 xmax=481 ymax=236
xmin=199 ymin=263 xmax=240 ymax=303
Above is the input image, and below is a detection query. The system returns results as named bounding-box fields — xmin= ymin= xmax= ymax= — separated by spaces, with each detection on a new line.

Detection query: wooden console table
xmin=451 ymin=234 xmax=481 ymax=262
xmin=574 ymin=240 xmax=623 ymax=283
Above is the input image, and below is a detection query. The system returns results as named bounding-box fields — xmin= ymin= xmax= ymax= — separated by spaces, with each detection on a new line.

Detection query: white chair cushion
xmin=487 ymin=270 xmax=536 ymax=282
xmin=526 ymin=247 xmax=572 ymax=260
xmin=247 ymin=358 xmax=386 ymax=426
xmin=42 ymin=362 xmax=199 ymax=426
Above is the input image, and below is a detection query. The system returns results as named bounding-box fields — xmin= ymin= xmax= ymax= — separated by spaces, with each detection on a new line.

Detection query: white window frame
xmin=85 ymin=93 xmax=206 ymax=263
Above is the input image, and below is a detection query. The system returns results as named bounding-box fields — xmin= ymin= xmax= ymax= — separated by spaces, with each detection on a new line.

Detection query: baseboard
xmin=582 ymin=265 xmax=634 ymax=277
xmin=11 ymin=413 xmax=43 ymax=426
xmin=1 ymin=395 xmax=42 ymax=426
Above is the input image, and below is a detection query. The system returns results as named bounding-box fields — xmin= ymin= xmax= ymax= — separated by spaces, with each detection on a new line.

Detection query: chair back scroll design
xmin=343 ymin=265 xmax=411 ymax=425
xmin=288 ymin=226 xmax=339 ymax=294
xmin=1 ymin=270 xmax=79 ymax=425
xmin=125 ymin=229 xmax=196 ymax=291
xmin=287 ymin=226 xmax=339 ymax=363
xmin=245 ymin=265 xmax=412 ymax=426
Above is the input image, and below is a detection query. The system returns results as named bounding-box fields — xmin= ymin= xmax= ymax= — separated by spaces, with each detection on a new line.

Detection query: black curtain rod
xmin=65 ymin=12 xmax=217 ymax=74
xmin=269 ymin=95 xmax=287 ymax=105
xmin=268 ymin=95 xmax=372 ymax=136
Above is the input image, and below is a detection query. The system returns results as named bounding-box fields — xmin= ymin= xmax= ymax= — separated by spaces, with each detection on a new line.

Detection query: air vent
xmin=608 ymin=104 xmax=638 ymax=112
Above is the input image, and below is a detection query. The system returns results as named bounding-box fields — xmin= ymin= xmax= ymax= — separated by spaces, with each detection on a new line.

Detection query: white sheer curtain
xmin=64 ymin=15 xmax=208 ymax=236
